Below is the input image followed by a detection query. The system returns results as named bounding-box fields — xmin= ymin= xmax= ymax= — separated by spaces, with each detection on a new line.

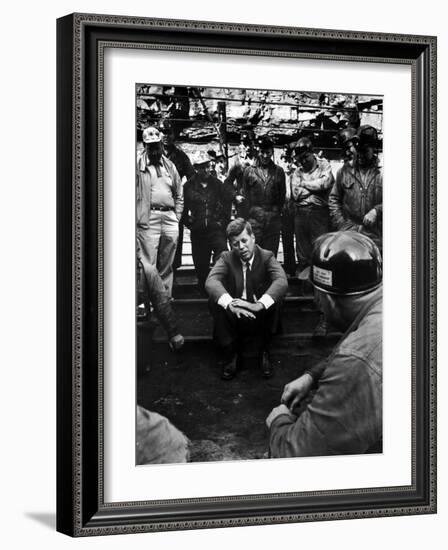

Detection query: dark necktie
xmin=245 ymin=261 xmax=255 ymax=303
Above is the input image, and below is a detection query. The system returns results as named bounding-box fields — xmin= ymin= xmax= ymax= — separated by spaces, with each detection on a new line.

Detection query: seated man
xmin=205 ymin=218 xmax=288 ymax=380
xmin=266 ymin=231 xmax=382 ymax=457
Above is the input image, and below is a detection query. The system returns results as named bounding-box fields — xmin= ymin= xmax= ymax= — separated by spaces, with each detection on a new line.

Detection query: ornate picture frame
xmin=56 ymin=13 xmax=436 ymax=536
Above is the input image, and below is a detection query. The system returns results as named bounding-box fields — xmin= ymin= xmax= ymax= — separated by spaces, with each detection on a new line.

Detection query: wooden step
xmin=143 ymin=296 xmax=328 ymax=342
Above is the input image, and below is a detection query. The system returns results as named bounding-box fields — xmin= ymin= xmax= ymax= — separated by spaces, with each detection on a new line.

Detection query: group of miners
xmin=136 ymin=119 xmax=383 ymax=463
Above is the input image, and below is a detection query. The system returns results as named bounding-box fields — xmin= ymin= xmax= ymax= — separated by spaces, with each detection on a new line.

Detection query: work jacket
xmin=182 ymin=173 xmax=233 ymax=233
xmin=240 ymin=160 xmax=286 ymax=217
xmin=205 ymin=244 xmax=288 ymax=304
xmin=329 ymin=159 xmax=382 ymax=239
xmin=269 ymin=290 xmax=382 ymax=457
xmin=291 ymin=156 xmax=334 ymax=209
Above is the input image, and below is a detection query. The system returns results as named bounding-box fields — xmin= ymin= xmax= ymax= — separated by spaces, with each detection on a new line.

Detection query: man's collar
xmin=240 ymin=252 xmax=255 ymax=267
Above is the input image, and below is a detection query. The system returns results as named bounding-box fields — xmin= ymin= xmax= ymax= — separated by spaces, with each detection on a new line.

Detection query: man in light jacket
xmin=136 ymin=126 xmax=183 ymax=296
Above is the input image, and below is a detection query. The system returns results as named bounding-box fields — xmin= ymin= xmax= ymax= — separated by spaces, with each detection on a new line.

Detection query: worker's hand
xmin=235 ymin=194 xmax=245 ymax=204
xmin=228 ymin=303 xmax=256 ymax=320
xmin=266 ymin=404 xmax=291 ymax=429
xmin=231 ymin=299 xmax=263 ymax=313
xmin=169 ymin=334 xmax=185 ymax=351
xmin=363 ymin=208 xmax=377 ymax=227
xmin=281 ymin=373 xmax=314 ymax=411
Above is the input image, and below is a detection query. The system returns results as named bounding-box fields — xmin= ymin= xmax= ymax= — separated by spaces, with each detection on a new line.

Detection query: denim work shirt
xmin=329 ymin=159 xmax=383 ymax=230
xmin=269 ymin=290 xmax=382 ymax=457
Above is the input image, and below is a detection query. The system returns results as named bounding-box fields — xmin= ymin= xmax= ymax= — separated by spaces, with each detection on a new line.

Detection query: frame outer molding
xmin=56 ymin=12 xmax=437 ymax=537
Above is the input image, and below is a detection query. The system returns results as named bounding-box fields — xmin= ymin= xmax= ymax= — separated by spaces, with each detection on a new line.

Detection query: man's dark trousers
xmin=209 ymin=301 xmax=276 ymax=360
xmin=191 ymin=229 xmax=227 ymax=292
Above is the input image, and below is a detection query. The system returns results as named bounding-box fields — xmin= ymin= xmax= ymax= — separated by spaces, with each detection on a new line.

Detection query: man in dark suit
xmin=205 ymin=218 xmax=288 ymax=380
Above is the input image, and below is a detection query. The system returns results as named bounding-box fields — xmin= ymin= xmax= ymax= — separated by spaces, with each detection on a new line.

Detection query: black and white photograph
xmin=135 ymin=84 xmax=383 ymax=465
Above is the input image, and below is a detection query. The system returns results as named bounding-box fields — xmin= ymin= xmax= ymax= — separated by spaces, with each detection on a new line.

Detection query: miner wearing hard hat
xmin=329 ymin=125 xmax=383 ymax=251
xmin=290 ymin=137 xmax=334 ymax=281
xmin=136 ymin=126 xmax=183 ymax=296
xmin=182 ymin=150 xmax=234 ymax=292
xmin=239 ymin=136 xmax=286 ymax=256
xmin=266 ymin=231 xmax=383 ymax=457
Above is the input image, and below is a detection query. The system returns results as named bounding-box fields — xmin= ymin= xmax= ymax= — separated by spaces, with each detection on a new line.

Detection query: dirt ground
xmin=137 ymin=337 xmax=338 ymax=463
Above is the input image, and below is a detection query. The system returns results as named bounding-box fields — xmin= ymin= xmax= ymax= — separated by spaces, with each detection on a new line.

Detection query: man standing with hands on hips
xmin=136 ymin=126 xmax=183 ymax=296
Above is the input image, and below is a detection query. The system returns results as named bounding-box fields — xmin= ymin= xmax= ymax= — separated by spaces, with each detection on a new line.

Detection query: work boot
xmin=221 ymin=354 xmax=238 ymax=381
xmin=259 ymin=351 xmax=273 ymax=378
xmin=312 ymin=314 xmax=329 ymax=339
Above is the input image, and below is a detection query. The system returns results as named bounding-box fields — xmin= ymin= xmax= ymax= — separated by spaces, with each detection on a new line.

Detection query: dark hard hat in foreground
xmin=310 ymin=231 xmax=382 ymax=295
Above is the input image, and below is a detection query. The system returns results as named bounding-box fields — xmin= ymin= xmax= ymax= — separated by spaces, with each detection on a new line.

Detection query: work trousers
xmin=173 ymin=221 xmax=184 ymax=270
xmin=294 ymin=205 xmax=329 ymax=270
xmin=137 ymin=209 xmax=179 ymax=296
xmin=137 ymin=259 xmax=178 ymax=338
xmin=191 ymin=229 xmax=228 ymax=292
xmin=210 ymin=301 xmax=276 ymax=359
xmin=281 ymin=202 xmax=296 ymax=275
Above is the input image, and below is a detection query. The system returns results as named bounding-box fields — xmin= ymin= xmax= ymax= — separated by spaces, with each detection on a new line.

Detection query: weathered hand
xmin=228 ymin=303 xmax=256 ymax=319
xmin=169 ymin=334 xmax=185 ymax=351
xmin=281 ymin=373 xmax=314 ymax=411
xmin=363 ymin=208 xmax=377 ymax=227
xmin=266 ymin=404 xmax=292 ymax=429
xmin=235 ymin=194 xmax=245 ymax=204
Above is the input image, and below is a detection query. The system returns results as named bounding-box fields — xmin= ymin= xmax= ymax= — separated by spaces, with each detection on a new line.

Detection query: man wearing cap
xmin=329 ymin=125 xmax=383 ymax=250
xmin=240 ymin=137 xmax=286 ymax=256
xmin=338 ymin=127 xmax=359 ymax=166
xmin=182 ymin=151 xmax=233 ymax=292
xmin=207 ymin=149 xmax=227 ymax=182
xmin=137 ymin=126 xmax=183 ymax=296
xmin=160 ymin=120 xmax=195 ymax=273
xmin=205 ymin=218 xmax=288 ymax=380
xmin=160 ymin=120 xmax=195 ymax=182
xmin=290 ymin=137 xmax=334 ymax=280
xmin=279 ymin=144 xmax=297 ymax=277
xmin=224 ymin=132 xmax=258 ymax=218
xmin=266 ymin=231 xmax=382 ymax=457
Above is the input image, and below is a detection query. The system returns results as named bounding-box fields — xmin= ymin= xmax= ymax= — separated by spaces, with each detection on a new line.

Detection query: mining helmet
xmin=357 ymin=125 xmax=378 ymax=147
xmin=191 ymin=150 xmax=212 ymax=166
xmin=159 ymin=119 xmax=176 ymax=132
xmin=142 ymin=126 xmax=162 ymax=143
xmin=294 ymin=137 xmax=313 ymax=158
xmin=310 ymin=231 xmax=382 ymax=295
xmin=257 ymin=136 xmax=274 ymax=150
xmin=339 ymin=127 xmax=359 ymax=146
